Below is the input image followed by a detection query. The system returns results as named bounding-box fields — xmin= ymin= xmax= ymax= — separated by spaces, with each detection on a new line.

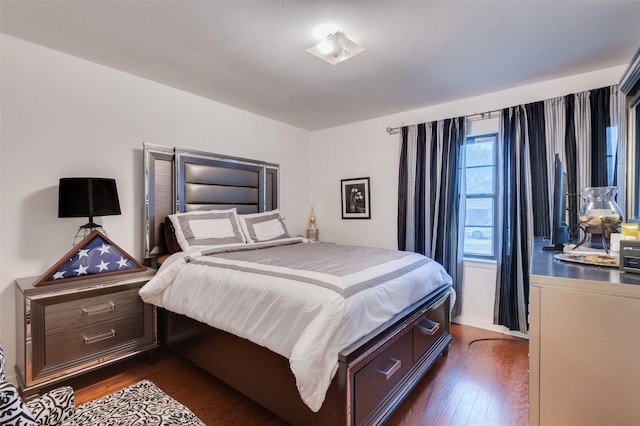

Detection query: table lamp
xmin=58 ymin=177 xmax=121 ymax=243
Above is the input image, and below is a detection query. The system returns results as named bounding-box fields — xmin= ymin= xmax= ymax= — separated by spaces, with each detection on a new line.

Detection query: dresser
xmin=15 ymin=268 xmax=158 ymax=398
xmin=529 ymin=238 xmax=640 ymax=426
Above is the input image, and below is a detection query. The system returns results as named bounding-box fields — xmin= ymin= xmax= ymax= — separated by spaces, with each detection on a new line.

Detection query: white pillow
xmin=168 ymin=209 xmax=246 ymax=251
xmin=239 ymin=210 xmax=290 ymax=243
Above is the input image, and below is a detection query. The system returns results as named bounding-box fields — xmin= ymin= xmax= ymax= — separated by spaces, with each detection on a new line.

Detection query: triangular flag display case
xmin=34 ymin=230 xmax=146 ymax=287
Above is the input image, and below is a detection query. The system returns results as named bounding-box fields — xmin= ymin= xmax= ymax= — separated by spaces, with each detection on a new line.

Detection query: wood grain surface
xmin=59 ymin=323 xmax=527 ymax=426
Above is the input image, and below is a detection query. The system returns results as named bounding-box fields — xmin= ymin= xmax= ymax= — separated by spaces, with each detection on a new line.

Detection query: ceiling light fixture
xmin=306 ymin=31 xmax=365 ymax=65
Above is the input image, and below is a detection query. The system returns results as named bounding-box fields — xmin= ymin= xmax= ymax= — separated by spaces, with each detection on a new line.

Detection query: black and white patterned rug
xmin=62 ymin=380 xmax=206 ymax=426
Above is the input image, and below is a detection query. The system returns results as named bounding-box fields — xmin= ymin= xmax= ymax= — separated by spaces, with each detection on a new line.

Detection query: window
xmin=463 ymin=133 xmax=498 ymax=258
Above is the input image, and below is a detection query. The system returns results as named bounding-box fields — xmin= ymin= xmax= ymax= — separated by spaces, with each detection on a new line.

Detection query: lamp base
xmin=73 ymin=223 xmax=108 ymax=245
xmin=306 ymin=227 xmax=319 ymax=242
xmin=80 ymin=222 xmax=102 ymax=229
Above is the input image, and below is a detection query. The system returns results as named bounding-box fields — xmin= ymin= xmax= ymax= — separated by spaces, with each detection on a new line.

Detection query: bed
xmin=140 ymin=143 xmax=454 ymax=425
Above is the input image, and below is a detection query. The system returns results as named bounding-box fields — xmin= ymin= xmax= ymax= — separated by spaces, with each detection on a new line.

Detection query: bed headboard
xmin=143 ymin=143 xmax=279 ymax=263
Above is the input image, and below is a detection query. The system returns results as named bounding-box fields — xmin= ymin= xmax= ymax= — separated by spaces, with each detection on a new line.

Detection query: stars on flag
xmin=46 ymin=233 xmax=140 ymax=281
xmin=98 ymin=243 xmax=111 ymax=255
xmin=96 ymin=260 xmax=110 ymax=272
xmin=117 ymin=257 xmax=129 ymax=269
xmin=74 ymin=264 xmax=89 ymax=276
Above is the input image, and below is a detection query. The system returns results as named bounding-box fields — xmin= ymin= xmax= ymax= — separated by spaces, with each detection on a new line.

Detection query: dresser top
xmin=15 ymin=268 xmax=156 ymax=297
xmin=531 ymin=237 xmax=640 ymax=296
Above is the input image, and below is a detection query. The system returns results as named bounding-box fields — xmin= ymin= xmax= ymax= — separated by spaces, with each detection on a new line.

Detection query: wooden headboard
xmin=143 ymin=143 xmax=279 ymax=264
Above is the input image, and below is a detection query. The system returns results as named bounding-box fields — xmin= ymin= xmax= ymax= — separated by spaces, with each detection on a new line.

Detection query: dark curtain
xmin=525 ymin=102 xmax=549 ymax=238
xmin=564 ymin=94 xmax=579 ymax=239
xmin=415 ymin=124 xmax=427 ymax=255
xmin=398 ymin=118 xmax=466 ymax=314
xmin=397 ymin=127 xmax=409 ymax=250
xmin=494 ymin=87 xmax=617 ymax=333
xmin=429 ymin=120 xmax=465 ymax=267
xmin=495 ymin=106 xmax=532 ymax=332
xmin=397 ymin=87 xmax=617 ymax=334
xmin=590 ymin=86 xmax=610 ymax=186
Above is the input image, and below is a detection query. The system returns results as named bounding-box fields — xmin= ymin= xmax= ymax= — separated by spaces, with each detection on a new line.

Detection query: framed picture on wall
xmin=341 ymin=177 xmax=371 ymax=219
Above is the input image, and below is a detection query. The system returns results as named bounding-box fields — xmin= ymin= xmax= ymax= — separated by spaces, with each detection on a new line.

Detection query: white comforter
xmin=138 ymin=238 xmax=453 ymax=412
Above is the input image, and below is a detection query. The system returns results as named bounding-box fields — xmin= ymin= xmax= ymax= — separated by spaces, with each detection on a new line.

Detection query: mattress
xmin=138 ymin=238 xmax=454 ymax=411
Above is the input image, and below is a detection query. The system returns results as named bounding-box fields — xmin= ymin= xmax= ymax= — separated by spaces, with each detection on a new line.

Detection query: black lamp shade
xmin=58 ymin=178 xmax=121 ymax=224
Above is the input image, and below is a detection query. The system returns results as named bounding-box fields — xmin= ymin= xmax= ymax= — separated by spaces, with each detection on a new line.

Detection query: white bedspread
xmin=139 ymin=238 xmax=453 ymax=412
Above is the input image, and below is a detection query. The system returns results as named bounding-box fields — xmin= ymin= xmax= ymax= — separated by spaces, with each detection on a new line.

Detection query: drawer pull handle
xmin=83 ymin=329 xmax=116 ymax=345
xmin=418 ymin=319 xmax=440 ymax=336
xmin=82 ymin=302 xmax=115 ymax=316
xmin=377 ymin=358 xmax=402 ymax=381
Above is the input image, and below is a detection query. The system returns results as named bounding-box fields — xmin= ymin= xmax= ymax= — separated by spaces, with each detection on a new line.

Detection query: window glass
xmin=466 ymin=167 xmax=495 ymax=194
xmin=463 ymin=133 xmax=498 ymax=258
xmin=465 ymin=136 xmax=495 ymax=167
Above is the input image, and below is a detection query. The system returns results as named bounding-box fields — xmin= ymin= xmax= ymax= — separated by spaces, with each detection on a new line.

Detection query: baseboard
xmin=452 ymin=315 xmax=529 ymax=340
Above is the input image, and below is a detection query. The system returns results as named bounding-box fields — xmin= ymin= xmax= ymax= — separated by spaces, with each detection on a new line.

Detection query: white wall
xmin=0 ymin=35 xmax=311 ymax=381
xmin=309 ymin=64 xmax=627 ymax=335
xmin=0 ymin=32 xmax=630 ymax=380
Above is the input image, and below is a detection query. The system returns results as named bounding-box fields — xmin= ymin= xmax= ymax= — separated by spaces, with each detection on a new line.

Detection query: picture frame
xmin=341 ymin=177 xmax=371 ymax=219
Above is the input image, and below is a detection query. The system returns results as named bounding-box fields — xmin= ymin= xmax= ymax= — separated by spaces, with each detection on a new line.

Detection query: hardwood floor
xmin=385 ymin=324 xmax=529 ymax=426
xmin=62 ymin=324 xmax=528 ymax=425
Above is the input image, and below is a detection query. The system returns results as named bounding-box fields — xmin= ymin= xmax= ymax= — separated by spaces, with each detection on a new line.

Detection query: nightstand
xmin=14 ymin=268 xmax=158 ymax=399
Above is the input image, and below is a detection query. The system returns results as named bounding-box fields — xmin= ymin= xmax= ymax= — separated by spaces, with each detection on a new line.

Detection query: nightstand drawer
xmin=45 ymin=288 xmax=143 ymax=335
xmin=45 ymin=315 xmax=145 ymax=366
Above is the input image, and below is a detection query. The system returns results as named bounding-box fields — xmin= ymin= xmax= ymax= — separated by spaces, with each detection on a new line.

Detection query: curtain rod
xmin=386 ymin=109 xmax=502 ymax=135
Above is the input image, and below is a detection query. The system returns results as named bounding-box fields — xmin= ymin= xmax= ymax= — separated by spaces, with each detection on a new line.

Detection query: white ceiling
xmin=2 ymin=1 xmax=640 ymax=131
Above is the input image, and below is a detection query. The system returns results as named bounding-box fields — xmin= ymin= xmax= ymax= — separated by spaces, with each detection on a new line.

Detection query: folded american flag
xmin=46 ymin=232 xmax=141 ymax=281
